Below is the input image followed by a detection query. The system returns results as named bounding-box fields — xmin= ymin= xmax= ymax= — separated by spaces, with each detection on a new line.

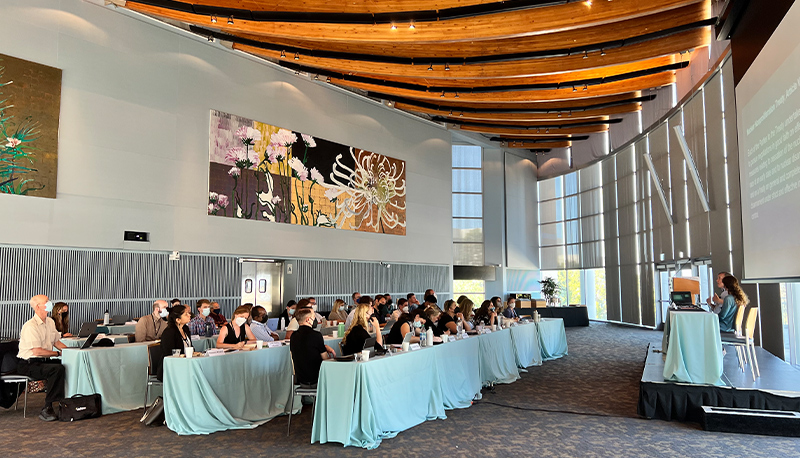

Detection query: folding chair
xmin=286 ymin=351 xmax=318 ymax=436
xmin=144 ymin=343 xmax=162 ymax=408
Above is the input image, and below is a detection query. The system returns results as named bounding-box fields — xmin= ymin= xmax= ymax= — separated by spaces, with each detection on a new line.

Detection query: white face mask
xmin=311 ymin=304 xmax=317 ymax=311
xmin=234 ymin=317 xmax=247 ymax=327
xmin=402 ymin=307 xmax=409 ymax=313
xmin=44 ymin=301 xmax=54 ymax=313
xmin=159 ymin=309 xmax=168 ymax=318
xmin=201 ymin=308 xmax=211 ymax=317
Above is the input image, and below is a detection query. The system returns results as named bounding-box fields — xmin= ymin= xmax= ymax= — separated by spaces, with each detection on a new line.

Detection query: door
xmin=241 ymin=261 xmax=284 ymax=315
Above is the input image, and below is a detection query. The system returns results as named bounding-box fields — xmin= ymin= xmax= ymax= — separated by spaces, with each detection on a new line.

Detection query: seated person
xmin=135 ymin=300 xmax=169 ymax=342
xmin=170 ymin=298 xmax=182 ymax=307
xmin=51 ymin=301 xmax=72 ymax=337
xmin=341 ymin=304 xmax=384 ymax=355
xmin=438 ymin=299 xmax=472 ymax=334
xmin=158 ymin=305 xmax=192 ymax=381
xmin=289 ymin=308 xmax=335 ymax=387
xmin=503 ymin=298 xmax=520 ymax=321
xmin=406 ymin=293 xmax=420 ymax=311
xmin=209 ymin=301 xmax=228 ymax=328
xmin=17 ymin=295 xmax=67 ymax=421
xmin=188 ymin=299 xmax=219 ymax=336
xmin=284 ymin=299 xmax=313 ymax=340
xmin=307 ymin=297 xmax=325 ymax=324
xmin=460 ymin=299 xmax=476 ymax=329
xmin=718 ymin=275 xmax=748 ymax=333
xmin=424 ymin=307 xmax=446 ymax=338
xmin=216 ymin=305 xmax=257 ymax=349
xmin=386 ymin=312 xmax=426 ymax=345
xmin=473 ymin=300 xmax=498 ymax=327
xmin=345 ymin=296 xmax=372 ymax=329
xmin=376 ymin=295 xmax=390 ymax=324
xmin=278 ymin=300 xmax=297 ymax=330
xmin=328 ymin=299 xmax=348 ymax=322
xmin=249 ymin=306 xmax=279 ymax=342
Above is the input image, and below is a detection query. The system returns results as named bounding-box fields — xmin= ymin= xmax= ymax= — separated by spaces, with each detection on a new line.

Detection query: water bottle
xmin=426 ymin=327 xmax=434 ymax=347
xmin=457 ymin=321 xmax=463 ymax=335
xmin=420 ymin=329 xmax=426 ymax=347
xmin=103 ymin=310 xmax=110 ymax=325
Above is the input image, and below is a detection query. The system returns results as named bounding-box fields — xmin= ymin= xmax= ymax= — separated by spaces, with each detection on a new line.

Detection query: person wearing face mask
xmin=341 ymin=304 xmax=384 ymax=355
xmin=438 ymin=299 xmax=471 ymax=334
xmin=158 ymin=305 xmax=193 ymax=381
xmin=17 ymin=295 xmax=68 ymax=421
xmin=386 ymin=311 xmax=425 ymax=345
xmin=135 ymin=300 xmax=169 ymax=342
xmin=374 ymin=295 xmax=389 ymax=325
xmin=188 ymin=299 xmax=219 ymax=336
xmin=328 ymin=299 xmax=348 ymax=322
xmin=424 ymin=307 xmax=446 ymax=338
xmin=503 ymin=298 xmax=520 ymax=321
xmin=307 ymin=297 xmax=325 ymax=324
xmin=473 ymin=300 xmax=498 ymax=327
xmin=249 ymin=306 xmax=279 ymax=342
xmin=278 ymin=300 xmax=297 ymax=330
xmin=216 ymin=306 xmax=257 ymax=349
xmin=285 ymin=299 xmax=320 ymax=340
xmin=51 ymin=302 xmax=72 ymax=337
xmin=206 ymin=301 xmax=227 ymax=328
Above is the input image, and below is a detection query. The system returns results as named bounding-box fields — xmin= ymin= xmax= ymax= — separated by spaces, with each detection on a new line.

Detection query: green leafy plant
xmin=539 ymin=277 xmax=561 ymax=304
xmin=0 ymin=65 xmax=43 ymax=195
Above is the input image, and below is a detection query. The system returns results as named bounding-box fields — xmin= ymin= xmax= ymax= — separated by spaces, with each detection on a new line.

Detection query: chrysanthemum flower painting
xmin=208 ymin=110 xmax=406 ymax=235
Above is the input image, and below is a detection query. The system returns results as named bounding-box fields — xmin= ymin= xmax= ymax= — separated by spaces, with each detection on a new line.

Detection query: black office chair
xmin=286 ymin=350 xmax=318 ymax=436
xmin=144 ymin=343 xmax=162 ymax=408
xmin=0 ymin=341 xmax=34 ymax=418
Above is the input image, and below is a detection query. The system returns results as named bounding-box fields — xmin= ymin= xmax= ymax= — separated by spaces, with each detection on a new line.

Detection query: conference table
xmin=530 ymin=306 xmax=590 ymax=327
xmin=96 ymin=324 xmax=137 ymax=335
xmin=62 ymin=336 xmax=217 ymax=415
xmin=662 ymin=309 xmax=724 ymax=385
xmin=62 ymin=335 xmax=130 ymax=347
xmin=312 ymin=320 xmax=568 ymax=449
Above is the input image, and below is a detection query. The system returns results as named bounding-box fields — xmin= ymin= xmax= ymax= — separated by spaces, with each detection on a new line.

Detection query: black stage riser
xmin=702 ymin=407 xmax=800 ymax=437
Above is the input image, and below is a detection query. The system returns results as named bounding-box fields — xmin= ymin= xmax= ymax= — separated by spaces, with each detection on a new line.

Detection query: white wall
xmin=0 ymin=0 xmax=452 ymax=265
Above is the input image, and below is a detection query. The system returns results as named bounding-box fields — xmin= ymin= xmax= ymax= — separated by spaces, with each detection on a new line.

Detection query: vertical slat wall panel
xmin=684 ymin=93 xmax=712 ymax=258
xmin=602 ymin=156 xmax=622 ymax=322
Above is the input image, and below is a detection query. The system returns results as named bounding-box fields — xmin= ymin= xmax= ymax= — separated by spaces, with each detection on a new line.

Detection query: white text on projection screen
xmin=737 ymin=1 xmax=800 ymax=280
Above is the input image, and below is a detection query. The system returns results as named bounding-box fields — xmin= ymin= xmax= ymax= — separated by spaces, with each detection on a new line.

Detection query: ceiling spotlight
xmin=440 ymin=91 xmax=445 ymax=98
xmin=294 ymin=70 xmax=300 ymax=75
xmin=445 ymin=63 xmax=450 ymax=71
xmin=454 ymin=92 xmax=459 ymax=98
xmin=409 ymin=23 xmax=415 ymax=29
xmin=208 ymin=36 xmax=214 ymax=42
xmin=601 ymin=49 xmax=606 ymax=56
xmin=390 ymin=24 xmax=397 ymax=30
xmin=583 ymin=50 xmax=588 ymax=59
xmin=449 ymin=110 xmax=453 ymax=116
xmin=280 ymin=50 xmax=286 ymax=58
xmin=558 ymin=112 xmax=562 ymax=117
xmin=459 ymin=112 xmax=463 ymax=117
xmin=294 ymin=52 xmax=299 ymax=60
xmin=569 ymin=110 xmax=572 ymax=116
xmin=583 ymin=84 xmax=588 ymax=90
xmin=546 ymin=128 xmax=550 ymax=133
xmin=227 ymin=16 xmax=234 ymax=25
xmin=210 ymin=15 xmax=217 ymax=23
xmin=428 ymin=64 xmax=433 ymax=71
xmin=572 ymin=86 xmax=577 ymax=92
xmin=314 ymin=74 xmax=319 ymax=81
xmin=326 ymin=76 xmax=331 ymax=83
xmin=536 ymin=128 xmax=540 ymax=133
xmin=586 ymin=0 xmax=593 ymax=5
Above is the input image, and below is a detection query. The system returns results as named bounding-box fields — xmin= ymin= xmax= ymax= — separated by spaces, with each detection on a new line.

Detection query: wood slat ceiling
xmin=120 ymin=0 xmax=714 ymax=150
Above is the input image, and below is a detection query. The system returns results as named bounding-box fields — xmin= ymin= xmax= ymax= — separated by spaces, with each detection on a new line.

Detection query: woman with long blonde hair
xmin=341 ymin=304 xmax=383 ymax=355
xmin=328 ymin=299 xmax=348 ymax=322
xmin=718 ymin=275 xmax=749 ymax=332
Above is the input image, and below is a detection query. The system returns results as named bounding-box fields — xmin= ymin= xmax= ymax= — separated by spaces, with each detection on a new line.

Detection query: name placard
xmin=206 ymin=349 xmax=225 ymax=357
xmin=409 ymin=343 xmax=421 ymax=351
xmin=448 ymin=335 xmax=456 ymax=342
xmin=267 ymin=341 xmax=282 ymax=348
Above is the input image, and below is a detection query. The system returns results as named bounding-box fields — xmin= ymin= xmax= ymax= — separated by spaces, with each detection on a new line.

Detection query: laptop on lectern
xmin=670 ymin=291 xmax=695 ymax=307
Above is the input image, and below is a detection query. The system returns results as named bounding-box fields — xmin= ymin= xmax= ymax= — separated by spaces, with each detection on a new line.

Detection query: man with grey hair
xmin=135 ymin=300 xmax=169 ymax=342
xmin=17 ymin=294 xmax=67 ymax=421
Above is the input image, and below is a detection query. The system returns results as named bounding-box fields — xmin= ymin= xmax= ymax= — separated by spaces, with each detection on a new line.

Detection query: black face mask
xmin=61 ymin=311 xmax=68 ymax=318
xmin=211 ymin=309 xmax=220 ymax=314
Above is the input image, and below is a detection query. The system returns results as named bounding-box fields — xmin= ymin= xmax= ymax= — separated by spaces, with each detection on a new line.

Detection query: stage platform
xmin=638 ymin=341 xmax=800 ymax=422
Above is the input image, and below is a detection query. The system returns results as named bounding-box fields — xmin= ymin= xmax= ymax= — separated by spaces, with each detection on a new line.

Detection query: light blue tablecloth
xmin=537 ymin=318 xmax=569 ymax=361
xmin=62 ymin=341 xmax=151 ymax=414
xmin=312 ymin=347 xmax=446 ymax=449
xmin=61 ymin=335 xmax=130 ymax=347
xmin=509 ymin=322 xmax=543 ymax=368
xmin=663 ymin=311 xmax=724 ymax=385
xmin=163 ymin=346 xmax=295 ymax=435
xmin=433 ymin=337 xmax=482 ymax=409
xmin=96 ymin=324 xmax=137 ymax=335
xmin=190 ymin=336 xmax=217 ymax=352
xmin=478 ymin=328 xmax=520 ymax=385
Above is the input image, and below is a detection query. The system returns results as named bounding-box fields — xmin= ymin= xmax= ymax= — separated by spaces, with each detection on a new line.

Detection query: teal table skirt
xmin=62 ymin=341 xmax=151 ymax=414
xmin=163 ymin=346 xmax=296 ymax=435
xmin=510 ymin=322 xmax=543 ymax=368
xmin=96 ymin=324 xmax=137 ymax=335
xmin=663 ymin=311 xmax=724 ymax=385
xmin=434 ymin=337 xmax=482 ymax=409
xmin=61 ymin=335 xmax=130 ymax=347
xmin=478 ymin=328 xmax=521 ymax=385
xmin=189 ymin=336 xmax=217 ymax=352
xmin=536 ymin=318 xmax=569 ymax=361
xmin=312 ymin=345 xmax=447 ymax=449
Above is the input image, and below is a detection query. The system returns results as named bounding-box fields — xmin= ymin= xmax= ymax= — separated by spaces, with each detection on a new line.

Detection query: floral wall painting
xmin=208 ymin=110 xmax=407 ymax=235
xmin=0 ymin=54 xmax=62 ymax=198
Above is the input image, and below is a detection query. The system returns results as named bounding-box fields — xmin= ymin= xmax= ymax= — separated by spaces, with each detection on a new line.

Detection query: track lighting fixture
xmin=428 ymin=64 xmax=433 ymax=71
xmin=445 ymin=63 xmax=450 ymax=71
xmin=409 ymin=24 xmax=415 ymax=29
xmin=280 ymin=50 xmax=286 ymax=58
xmin=572 ymin=86 xmax=577 ymax=92
xmin=210 ymin=15 xmax=217 ymax=23
xmin=459 ymin=112 xmax=463 ymax=117
xmin=391 ymin=24 xmax=397 ymax=30
xmin=583 ymin=50 xmax=588 ymax=59
xmin=454 ymin=92 xmax=459 ymax=98
xmin=227 ymin=16 xmax=234 ymax=25
xmin=326 ymin=76 xmax=331 ymax=83
xmin=601 ymin=49 xmax=606 ymax=56
xmin=314 ymin=74 xmax=319 ymax=81
xmin=208 ymin=36 xmax=214 ymax=42
xmin=441 ymin=91 xmax=445 ymax=98
xmin=294 ymin=52 xmax=299 ymax=60
xmin=583 ymin=84 xmax=588 ymax=91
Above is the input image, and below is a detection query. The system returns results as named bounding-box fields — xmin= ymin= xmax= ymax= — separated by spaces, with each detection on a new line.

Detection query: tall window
xmin=452 ymin=145 xmax=483 ymax=266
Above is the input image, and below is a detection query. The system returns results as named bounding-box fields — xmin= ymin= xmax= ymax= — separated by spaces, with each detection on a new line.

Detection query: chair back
xmin=126 ymin=334 xmax=136 ymax=343
xmin=0 ymin=340 xmax=20 ymax=375
xmin=733 ymin=305 xmax=746 ymax=334
xmin=147 ymin=343 xmax=162 ymax=377
xmin=744 ymin=306 xmax=759 ymax=339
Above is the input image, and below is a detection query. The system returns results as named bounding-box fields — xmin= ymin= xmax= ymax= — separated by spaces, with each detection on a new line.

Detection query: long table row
xmin=62 ymin=319 xmax=568 ymax=445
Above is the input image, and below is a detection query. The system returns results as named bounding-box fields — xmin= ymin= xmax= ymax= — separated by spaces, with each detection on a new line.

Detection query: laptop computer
xmin=402 ymin=332 xmax=414 ymax=344
xmin=362 ymin=336 xmax=378 ymax=357
xmin=80 ymin=333 xmax=99 ymax=349
xmin=77 ymin=322 xmax=97 ymax=338
xmin=266 ymin=318 xmax=279 ymax=332
xmin=111 ymin=315 xmax=128 ymax=325
xmin=671 ymin=291 xmax=700 ymax=309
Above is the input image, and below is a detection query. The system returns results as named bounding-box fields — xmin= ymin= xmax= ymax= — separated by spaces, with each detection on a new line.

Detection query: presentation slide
xmin=737 ymin=2 xmax=800 ymax=280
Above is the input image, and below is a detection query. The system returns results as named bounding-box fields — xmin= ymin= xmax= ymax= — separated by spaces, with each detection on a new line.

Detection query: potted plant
xmin=539 ymin=277 xmax=561 ymax=307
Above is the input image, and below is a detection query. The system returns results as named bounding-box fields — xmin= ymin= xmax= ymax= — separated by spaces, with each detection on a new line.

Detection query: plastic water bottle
xmin=426 ymin=327 xmax=434 ymax=347
xmin=103 ymin=310 xmax=110 ymax=325
xmin=420 ymin=329 xmax=426 ymax=347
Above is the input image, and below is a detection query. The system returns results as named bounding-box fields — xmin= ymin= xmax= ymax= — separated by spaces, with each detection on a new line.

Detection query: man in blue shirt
xmin=188 ymin=299 xmax=218 ymax=336
xmin=250 ymin=306 xmax=279 ymax=342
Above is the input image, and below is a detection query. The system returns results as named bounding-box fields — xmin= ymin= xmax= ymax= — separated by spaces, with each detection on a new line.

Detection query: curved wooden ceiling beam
xmin=187 ymin=0 xmax=520 ymax=15
xmin=326 ymin=72 xmax=675 ymax=103
xmin=438 ymin=117 xmax=622 ymax=129
xmin=126 ymin=0 xmax=703 ymax=43
xmin=458 ymin=125 xmax=608 ymax=136
xmin=501 ymin=140 xmax=573 ymax=148
xmin=396 ymin=102 xmax=640 ymax=122
xmin=377 ymin=91 xmax=648 ymax=110
xmin=242 ymin=29 xmax=707 ymax=80
xmin=226 ymin=3 xmax=710 ymax=57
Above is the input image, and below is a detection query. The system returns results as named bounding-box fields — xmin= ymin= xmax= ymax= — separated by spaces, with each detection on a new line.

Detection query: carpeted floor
xmin=2 ymin=322 xmax=799 ymax=457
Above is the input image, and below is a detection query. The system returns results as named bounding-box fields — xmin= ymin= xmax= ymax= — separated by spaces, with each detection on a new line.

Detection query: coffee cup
xmin=184 ymin=347 xmax=194 ymax=358
xmin=361 ymin=349 xmax=370 ymax=361
xmin=402 ymin=342 xmax=410 ymax=352
xmin=332 ymin=330 xmax=338 ymax=338
xmin=256 ymin=340 xmax=263 ymax=349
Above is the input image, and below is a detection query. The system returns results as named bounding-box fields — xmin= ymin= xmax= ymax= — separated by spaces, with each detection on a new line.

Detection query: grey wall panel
xmin=505 ymin=151 xmax=539 ymax=270
xmin=668 ymin=114 xmax=689 ymax=258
